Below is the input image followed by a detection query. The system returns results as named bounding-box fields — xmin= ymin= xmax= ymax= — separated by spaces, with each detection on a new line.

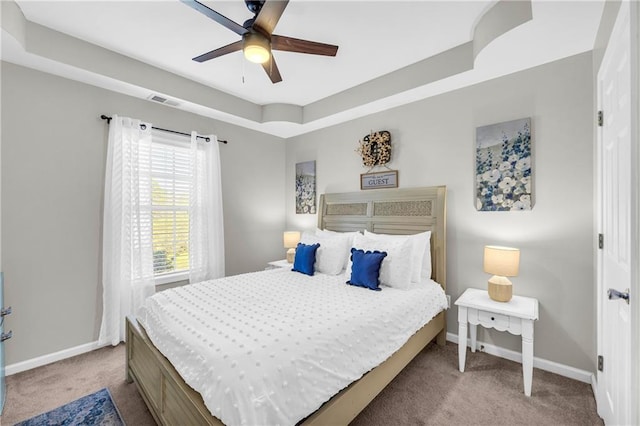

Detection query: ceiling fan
xmin=181 ymin=0 xmax=339 ymax=83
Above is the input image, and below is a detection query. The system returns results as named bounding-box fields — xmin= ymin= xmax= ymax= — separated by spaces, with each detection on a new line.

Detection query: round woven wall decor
xmin=357 ymin=131 xmax=391 ymax=168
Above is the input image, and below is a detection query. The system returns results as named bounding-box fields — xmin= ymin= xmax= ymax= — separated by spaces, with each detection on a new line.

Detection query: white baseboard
xmin=5 ymin=340 xmax=104 ymax=376
xmin=446 ymin=332 xmax=596 ymax=385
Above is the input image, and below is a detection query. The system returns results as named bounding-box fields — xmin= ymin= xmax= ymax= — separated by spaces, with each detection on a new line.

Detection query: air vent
xmin=150 ymin=95 xmax=167 ymax=103
xmin=147 ymin=94 xmax=180 ymax=107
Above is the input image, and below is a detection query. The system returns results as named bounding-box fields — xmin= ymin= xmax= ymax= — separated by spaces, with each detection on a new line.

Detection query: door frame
xmin=631 ymin=2 xmax=640 ymax=425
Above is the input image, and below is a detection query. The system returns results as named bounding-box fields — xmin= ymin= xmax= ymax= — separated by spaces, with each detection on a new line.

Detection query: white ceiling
xmin=1 ymin=0 xmax=605 ymax=138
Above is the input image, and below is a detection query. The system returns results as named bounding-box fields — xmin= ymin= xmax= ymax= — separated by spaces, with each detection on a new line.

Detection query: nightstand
xmin=266 ymin=259 xmax=291 ymax=270
xmin=455 ymin=288 xmax=539 ymax=396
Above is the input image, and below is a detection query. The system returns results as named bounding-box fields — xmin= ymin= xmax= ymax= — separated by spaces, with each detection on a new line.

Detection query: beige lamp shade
xmin=283 ymin=231 xmax=301 ymax=263
xmin=483 ymin=245 xmax=520 ymax=302
xmin=484 ymin=245 xmax=520 ymax=276
xmin=283 ymin=231 xmax=301 ymax=248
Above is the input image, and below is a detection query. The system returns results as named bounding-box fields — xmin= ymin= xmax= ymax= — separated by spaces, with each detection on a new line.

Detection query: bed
xmin=126 ymin=185 xmax=447 ymax=425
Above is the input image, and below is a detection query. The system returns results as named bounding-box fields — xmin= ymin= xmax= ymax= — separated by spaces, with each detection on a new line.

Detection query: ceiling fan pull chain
xmin=242 ymin=55 xmax=246 ymax=84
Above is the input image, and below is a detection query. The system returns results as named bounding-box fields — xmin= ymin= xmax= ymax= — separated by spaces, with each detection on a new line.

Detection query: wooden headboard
xmin=317 ymin=186 xmax=447 ymax=290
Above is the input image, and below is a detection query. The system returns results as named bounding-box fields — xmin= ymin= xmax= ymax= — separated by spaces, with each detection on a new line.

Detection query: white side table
xmin=266 ymin=259 xmax=291 ymax=270
xmin=455 ymin=288 xmax=539 ymax=396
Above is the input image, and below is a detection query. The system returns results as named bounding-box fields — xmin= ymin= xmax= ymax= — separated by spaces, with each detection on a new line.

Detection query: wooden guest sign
xmin=361 ymin=170 xmax=398 ymax=190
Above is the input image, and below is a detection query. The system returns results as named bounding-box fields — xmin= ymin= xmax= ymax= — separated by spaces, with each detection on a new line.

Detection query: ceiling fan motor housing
xmin=245 ymin=0 xmax=265 ymax=15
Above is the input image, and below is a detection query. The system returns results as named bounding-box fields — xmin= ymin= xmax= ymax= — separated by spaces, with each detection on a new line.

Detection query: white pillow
xmin=346 ymin=233 xmax=413 ymax=290
xmin=364 ymin=230 xmax=432 ymax=282
xmin=300 ymin=231 xmax=349 ymax=275
xmin=420 ymin=232 xmax=433 ymax=280
xmin=316 ymin=228 xmax=360 ymax=248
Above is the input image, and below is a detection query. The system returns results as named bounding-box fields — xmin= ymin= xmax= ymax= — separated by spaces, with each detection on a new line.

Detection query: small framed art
xmin=295 ymin=161 xmax=316 ymax=214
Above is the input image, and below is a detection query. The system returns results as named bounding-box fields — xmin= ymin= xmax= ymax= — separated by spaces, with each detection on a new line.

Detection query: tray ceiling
xmin=1 ymin=1 xmax=605 ymax=137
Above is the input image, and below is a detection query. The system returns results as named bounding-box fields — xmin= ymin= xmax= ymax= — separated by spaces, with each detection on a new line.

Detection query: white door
xmin=596 ymin=1 xmax=632 ymax=425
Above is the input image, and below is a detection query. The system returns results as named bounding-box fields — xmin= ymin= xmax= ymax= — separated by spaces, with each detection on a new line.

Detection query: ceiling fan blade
xmin=180 ymin=0 xmax=248 ymax=36
xmin=271 ymin=35 xmax=338 ymax=56
xmin=253 ymin=0 xmax=289 ymax=35
xmin=261 ymin=56 xmax=283 ymax=84
xmin=193 ymin=40 xmax=243 ymax=62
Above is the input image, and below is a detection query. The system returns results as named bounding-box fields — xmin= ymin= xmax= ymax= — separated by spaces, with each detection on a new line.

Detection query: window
xmin=149 ymin=131 xmax=191 ymax=279
xmin=100 ymin=116 xmax=224 ymax=344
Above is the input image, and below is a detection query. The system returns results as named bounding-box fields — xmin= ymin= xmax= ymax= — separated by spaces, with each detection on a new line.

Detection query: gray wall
xmin=1 ymin=62 xmax=286 ymax=365
xmin=0 ymin=51 xmax=600 ymax=372
xmin=592 ymin=0 xmax=622 ymax=71
xmin=285 ymin=52 xmax=596 ymax=372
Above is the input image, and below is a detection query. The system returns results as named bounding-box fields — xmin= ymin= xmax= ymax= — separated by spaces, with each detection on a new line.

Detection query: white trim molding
xmin=446 ymin=332 xmax=596 ymax=385
xmin=5 ymin=340 xmax=104 ymax=376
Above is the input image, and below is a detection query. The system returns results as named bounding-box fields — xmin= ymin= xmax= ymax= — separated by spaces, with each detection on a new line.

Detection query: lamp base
xmin=488 ymin=276 xmax=512 ymax=302
xmin=286 ymin=248 xmax=296 ymax=263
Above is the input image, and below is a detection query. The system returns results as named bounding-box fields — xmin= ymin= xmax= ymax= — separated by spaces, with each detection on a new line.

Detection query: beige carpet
xmin=1 ymin=342 xmax=602 ymax=425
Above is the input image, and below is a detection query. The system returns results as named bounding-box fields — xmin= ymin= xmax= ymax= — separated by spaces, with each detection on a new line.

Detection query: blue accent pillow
xmin=292 ymin=242 xmax=320 ymax=276
xmin=346 ymin=247 xmax=387 ymax=291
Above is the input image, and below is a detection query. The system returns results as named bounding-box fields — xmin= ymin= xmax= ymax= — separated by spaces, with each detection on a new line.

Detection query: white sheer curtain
xmin=99 ymin=115 xmax=156 ymax=346
xmin=188 ymin=132 xmax=225 ymax=283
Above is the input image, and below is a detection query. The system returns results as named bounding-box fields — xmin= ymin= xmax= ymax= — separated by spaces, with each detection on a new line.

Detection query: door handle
xmin=608 ymin=288 xmax=630 ymax=304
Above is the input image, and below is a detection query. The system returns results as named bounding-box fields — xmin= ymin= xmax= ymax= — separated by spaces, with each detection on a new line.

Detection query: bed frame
xmin=126 ymin=185 xmax=447 ymax=425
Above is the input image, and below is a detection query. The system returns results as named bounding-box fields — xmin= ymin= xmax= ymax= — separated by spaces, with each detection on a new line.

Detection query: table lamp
xmin=284 ymin=231 xmax=301 ymax=263
xmin=483 ymin=245 xmax=520 ymax=302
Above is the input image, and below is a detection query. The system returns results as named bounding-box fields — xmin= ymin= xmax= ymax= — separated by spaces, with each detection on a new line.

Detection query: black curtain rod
xmin=100 ymin=115 xmax=227 ymax=144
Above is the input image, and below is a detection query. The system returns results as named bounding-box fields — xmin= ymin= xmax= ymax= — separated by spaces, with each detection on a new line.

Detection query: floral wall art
xmin=295 ymin=160 xmax=316 ymax=214
xmin=475 ymin=118 xmax=532 ymax=211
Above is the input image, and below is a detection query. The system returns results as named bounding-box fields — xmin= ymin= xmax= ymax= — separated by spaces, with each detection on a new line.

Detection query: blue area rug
xmin=15 ymin=388 xmax=125 ymax=426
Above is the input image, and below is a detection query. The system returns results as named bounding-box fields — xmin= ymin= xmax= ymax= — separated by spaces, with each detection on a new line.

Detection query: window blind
xmin=149 ymin=131 xmax=191 ymax=276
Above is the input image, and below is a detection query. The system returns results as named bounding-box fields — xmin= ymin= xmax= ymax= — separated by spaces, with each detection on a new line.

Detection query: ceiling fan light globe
xmin=243 ymin=32 xmax=271 ymax=64
xmin=244 ymin=45 xmax=270 ymax=63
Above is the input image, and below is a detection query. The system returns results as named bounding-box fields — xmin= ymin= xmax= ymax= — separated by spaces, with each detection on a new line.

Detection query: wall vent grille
xmin=147 ymin=94 xmax=180 ymax=107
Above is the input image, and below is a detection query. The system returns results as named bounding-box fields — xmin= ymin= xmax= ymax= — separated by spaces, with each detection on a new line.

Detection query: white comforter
xmin=138 ymin=268 xmax=447 ymax=426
